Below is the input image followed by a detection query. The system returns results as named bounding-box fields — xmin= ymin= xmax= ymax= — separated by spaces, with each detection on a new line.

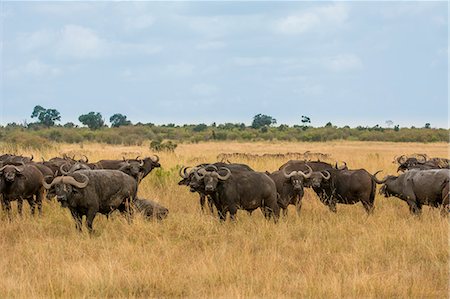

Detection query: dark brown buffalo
xmin=42 ymin=155 xmax=83 ymax=176
xmin=91 ymin=155 xmax=160 ymax=182
xmin=304 ymin=167 xmax=382 ymax=214
xmin=178 ymin=162 xmax=253 ymax=213
xmin=193 ymin=165 xmax=280 ymax=222
xmin=0 ymin=154 xmax=34 ymax=164
xmin=0 ymin=163 xmax=45 ymax=217
xmin=140 ymin=156 xmax=161 ymax=179
xmin=376 ymin=169 xmax=450 ymax=216
xmin=267 ymin=165 xmax=312 ymax=216
xmin=132 ymin=198 xmax=169 ymax=220
xmin=395 ymin=154 xmax=449 ymax=172
xmin=43 ymin=170 xmax=137 ymax=232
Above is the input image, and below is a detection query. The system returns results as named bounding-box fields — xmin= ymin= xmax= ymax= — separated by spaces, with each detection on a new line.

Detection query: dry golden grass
xmin=0 ymin=141 xmax=448 ymax=298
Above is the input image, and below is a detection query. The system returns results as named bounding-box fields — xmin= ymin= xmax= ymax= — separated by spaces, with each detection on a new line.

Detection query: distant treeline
xmin=0 ymin=123 xmax=448 ymax=150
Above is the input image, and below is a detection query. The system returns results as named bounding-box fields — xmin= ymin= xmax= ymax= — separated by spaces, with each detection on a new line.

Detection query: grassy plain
xmin=0 ymin=141 xmax=448 ymax=298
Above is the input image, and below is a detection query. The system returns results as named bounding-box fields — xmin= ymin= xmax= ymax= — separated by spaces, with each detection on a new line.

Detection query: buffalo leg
xmin=86 ymin=209 xmax=97 ymax=233
xmin=407 ymin=200 xmax=421 ymax=215
xmin=441 ymin=183 xmax=449 ymax=217
xmin=295 ymin=199 xmax=303 ymax=215
xmin=327 ymin=199 xmax=337 ymax=213
xmin=26 ymin=197 xmax=36 ymax=216
xmin=207 ymin=196 xmax=214 ymax=214
xmin=3 ymin=199 xmax=12 ymax=219
xmin=199 ymin=194 xmax=206 ymax=212
xmin=17 ymin=199 xmax=24 ymax=216
xmin=36 ymin=189 xmax=44 ymax=216
xmin=362 ymin=201 xmax=374 ymax=215
xmin=217 ymin=207 xmax=227 ymax=221
xmin=70 ymin=210 xmax=83 ymax=231
xmin=229 ymin=205 xmax=238 ymax=221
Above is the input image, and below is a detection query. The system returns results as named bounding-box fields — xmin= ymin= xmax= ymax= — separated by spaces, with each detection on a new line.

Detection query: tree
xmin=251 ymin=114 xmax=276 ymax=129
xmin=424 ymin=123 xmax=431 ymax=129
xmin=301 ymin=115 xmax=311 ymax=125
xmin=78 ymin=112 xmax=104 ymax=130
xmin=63 ymin=122 xmax=77 ymax=128
xmin=193 ymin=123 xmax=208 ymax=132
xmin=110 ymin=113 xmax=131 ymax=128
xmin=30 ymin=105 xmax=61 ymax=127
xmin=325 ymin=122 xmax=332 ymax=127
xmin=385 ymin=120 xmax=394 ymax=128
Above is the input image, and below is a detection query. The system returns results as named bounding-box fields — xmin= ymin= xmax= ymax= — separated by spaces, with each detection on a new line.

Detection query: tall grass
xmin=0 ymin=141 xmax=448 ymax=298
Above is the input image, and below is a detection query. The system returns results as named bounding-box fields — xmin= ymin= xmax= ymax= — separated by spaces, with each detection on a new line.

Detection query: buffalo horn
xmin=299 ymin=165 xmax=313 ymax=178
xmin=62 ymin=174 xmax=89 ymax=188
xmin=217 ymin=167 xmax=231 ymax=181
xmin=321 ymin=170 xmax=331 ymax=180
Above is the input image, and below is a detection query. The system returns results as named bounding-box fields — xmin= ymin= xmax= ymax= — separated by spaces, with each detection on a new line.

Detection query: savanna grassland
xmin=0 ymin=141 xmax=448 ymax=298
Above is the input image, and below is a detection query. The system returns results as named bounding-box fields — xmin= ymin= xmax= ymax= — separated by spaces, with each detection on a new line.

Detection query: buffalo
xmin=193 ymin=165 xmax=280 ymax=221
xmin=0 ymin=163 xmax=45 ymax=217
xmin=267 ymin=165 xmax=312 ymax=216
xmin=43 ymin=170 xmax=137 ymax=232
xmin=395 ymin=154 xmax=449 ymax=172
xmin=304 ymin=167 xmax=382 ymax=214
xmin=376 ymin=169 xmax=449 ymax=216
xmin=178 ymin=162 xmax=254 ymax=213
xmin=132 ymin=198 xmax=169 ymax=220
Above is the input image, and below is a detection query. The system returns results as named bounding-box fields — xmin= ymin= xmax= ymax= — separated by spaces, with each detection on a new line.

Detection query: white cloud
xmin=17 ymin=30 xmax=55 ymax=52
xmin=6 ymin=59 xmax=61 ymax=79
xmin=192 ymin=83 xmax=218 ymax=96
xmin=232 ymin=56 xmax=273 ymax=67
xmin=274 ymin=3 xmax=349 ymax=35
xmin=56 ymin=25 xmax=107 ymax=59
xmin=15 ymin=25 xmax=162 ymax=60
xmin=324 ymin=54 xmax=363 ymax=72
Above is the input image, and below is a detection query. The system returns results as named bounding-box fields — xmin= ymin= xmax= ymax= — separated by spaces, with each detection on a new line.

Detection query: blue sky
xmin=1 ymin=1 xmax=448 ymax=128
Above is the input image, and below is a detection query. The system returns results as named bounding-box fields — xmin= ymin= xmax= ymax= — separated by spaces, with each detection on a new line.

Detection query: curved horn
xmin=81 ymin=155 xmax=89 ymax=163
xmin=194 ymin=168 xmax=205 ymax=180
xmin=298 ymin=165 xmax=313 ymax=178
xmin=42 ymin=176 xmax=63 ymax=189
xmin=60 ymin=163 xmax=71 ymax=175
xmin=139 ymin=159 xmax=144 ymax=167
xmin=321 ymin=170 xmax=331 ymax=180
xmin=397 ymin=155 xmax=407 ymax=164
xmin=217 ymin=167 xmax=231 ymax=181
xmin=135 ymin=156 xmax=141 ymax=160
xmin=179 ymin=166 xmax=188 ymax=178
xmin=62 ymin=174 xmax=89 ymax=188
xmin=204 ymin=164 xmax=218 ymax=171
xmin=151 ymin=155 xmax=160 ymax=163
xmin=372 ymin=170 xmax=388 ymax=184
xmin=30 ymin=154 xmax=34 ymax=161
xmin=0 ymin=165 xmax=9 ymax=172
xmin=336 ymin=161 xmax=347 ymax=170
xmin=282 ymin=168 xmax=296 ymax=179
xmin=417 ymin=154 xmax=427 ymax=163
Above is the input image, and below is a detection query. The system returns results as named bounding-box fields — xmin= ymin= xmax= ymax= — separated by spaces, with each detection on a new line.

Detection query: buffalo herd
xmin=0 ymin=152 xmax=448 ymax=232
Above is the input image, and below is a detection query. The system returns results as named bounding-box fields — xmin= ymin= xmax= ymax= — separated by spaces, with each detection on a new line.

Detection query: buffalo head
xmin=304 ymin=170 xmax=331 ymax=188
xmin=194 ymin=165 xmax=231 ymax=194
xmin=282 ymin=165 xmax=312 ymax=192
xmin=0 ymin=165 xmax=24 ymax=183
xmin=43 ymin=174 xmax=89 ymax=207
